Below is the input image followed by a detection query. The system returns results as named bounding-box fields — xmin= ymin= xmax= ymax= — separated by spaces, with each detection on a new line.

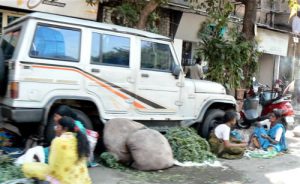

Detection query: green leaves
xmin=100 ymin=152 xmax=127 ymax=170
xmin=198 ymin=0 xmax=260 ymax=89
xmin=0 ymin=155 xmax=24 ymax=183
xmin=165 ymin=127 xmax=216 ymax=163
xmin=85 ymin=0 xmax=98 ymax=6
xmin=113 ymin=3 xmax=139 ymax=27
xmin=287 ymin=0 xmax=299 ymax=22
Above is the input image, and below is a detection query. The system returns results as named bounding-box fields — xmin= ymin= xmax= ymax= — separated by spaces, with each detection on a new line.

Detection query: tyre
xmin=45 ymin=119 xmax=56 ymax=144
xmin=0 ymin=49 xmax=8 ymax=96
xmin=236 ymin=118 xmax=251 ymax=129
xmin=200 ymin=109 xmax=225 ymax=139
xmin=45 ymin=108 xmax=93 ymax=143
xmin=90 ymin=115 xmax=105 ymax=155
xmin=72 ymin=108 xmax=93 ymax=130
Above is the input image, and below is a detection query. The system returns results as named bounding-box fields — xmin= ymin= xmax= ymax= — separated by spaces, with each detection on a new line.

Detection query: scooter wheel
xmin=237 ymin=119 xmax=251 ymax=129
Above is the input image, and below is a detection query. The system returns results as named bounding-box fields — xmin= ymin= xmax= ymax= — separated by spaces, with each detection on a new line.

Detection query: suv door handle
xmin=141 ymin=73 xmax=149 ymax=78
xmin=127 ymin=77 xmax=135 ymax=83
xmin=91 ymin=68 xmax=100 ymax=73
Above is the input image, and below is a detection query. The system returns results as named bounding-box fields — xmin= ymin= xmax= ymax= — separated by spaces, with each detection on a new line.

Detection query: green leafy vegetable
xmin=0 ymin=155 xmax=24 ymax=183
xmin=165 ymin=127 xmax=216 ymax=163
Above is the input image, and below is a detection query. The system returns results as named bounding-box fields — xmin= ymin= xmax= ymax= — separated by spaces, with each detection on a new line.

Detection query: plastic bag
xmin=14 ymin=146 xmax=45 ymax=166
xmin=0 ymin=178 xmax=35 ymax=184
xmin=86 ymin=129 xmax=99 ymax=163
xmin=230 ymin=130 xmax=243 ymax=141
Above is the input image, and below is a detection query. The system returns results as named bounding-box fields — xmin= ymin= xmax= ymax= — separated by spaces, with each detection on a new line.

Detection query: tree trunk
xmin=242 ymin=0 xmax=257 ymax=41
xmin=136 ymin=0 xmax=159 ymax=30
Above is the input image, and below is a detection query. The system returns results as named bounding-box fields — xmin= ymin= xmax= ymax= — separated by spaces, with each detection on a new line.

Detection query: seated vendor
xmin=251 ymin=109 xmax=287 ymax=152
xmin=208 ymin=111 xmax=247 ymax=159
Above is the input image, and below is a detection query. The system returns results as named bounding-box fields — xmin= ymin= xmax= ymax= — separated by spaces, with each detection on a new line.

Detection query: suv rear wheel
xmin=45 ymin=108 xmax=93 ymax=143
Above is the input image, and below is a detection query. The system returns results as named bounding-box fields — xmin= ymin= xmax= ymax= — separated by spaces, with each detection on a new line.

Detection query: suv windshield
xmin=1 ymin=29 xmax=21 ymax=60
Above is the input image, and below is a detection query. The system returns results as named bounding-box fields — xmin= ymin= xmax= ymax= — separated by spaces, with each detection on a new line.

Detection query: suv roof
xmin=6 ymin=12 xmax=171 ymax=41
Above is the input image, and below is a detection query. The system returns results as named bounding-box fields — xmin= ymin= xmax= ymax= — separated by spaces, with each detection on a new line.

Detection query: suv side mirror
xmin=172 ymin=65 xmax=181 ymax=79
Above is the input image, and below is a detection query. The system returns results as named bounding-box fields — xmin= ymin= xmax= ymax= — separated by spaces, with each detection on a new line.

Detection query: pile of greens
xmin=100 ymin=152 xmax=127 ymax=170
xmin=165 ymin=127 xmax=216 ymax=163
xmin=0 ymin=155 xmax=24 ymax=183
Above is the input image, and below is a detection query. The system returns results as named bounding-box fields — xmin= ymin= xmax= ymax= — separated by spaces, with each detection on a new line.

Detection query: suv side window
xmin=91 ymin=33 xmax=130 ymax=67
xmin=141 ymin=41 xmax=174 ymax=72
xmin=30 ymin=25 xmax=81 ymax=61
xmin=1 ymin=29 xmax=21 ymax=60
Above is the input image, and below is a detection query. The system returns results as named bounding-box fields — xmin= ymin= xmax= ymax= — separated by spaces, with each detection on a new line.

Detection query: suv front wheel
xmin=199 ymin=109 xmax=225 ymax=139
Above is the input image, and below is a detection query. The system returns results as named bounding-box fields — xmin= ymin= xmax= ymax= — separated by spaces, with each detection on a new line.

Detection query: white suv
xmin=0 ymin=12 xmax=236 ymax=141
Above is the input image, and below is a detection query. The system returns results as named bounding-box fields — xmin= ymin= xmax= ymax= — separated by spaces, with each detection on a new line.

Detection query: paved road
xmin=90 ymin=130 xmax=300 ymax=184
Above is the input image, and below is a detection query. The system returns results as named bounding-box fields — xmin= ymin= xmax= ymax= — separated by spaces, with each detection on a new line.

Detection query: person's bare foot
xmin=251 ymin=137 xmax=260 ymax=148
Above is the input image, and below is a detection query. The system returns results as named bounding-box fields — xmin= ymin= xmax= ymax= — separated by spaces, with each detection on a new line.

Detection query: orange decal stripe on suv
xmin=31 ymin=64 xmax=146 ymax=109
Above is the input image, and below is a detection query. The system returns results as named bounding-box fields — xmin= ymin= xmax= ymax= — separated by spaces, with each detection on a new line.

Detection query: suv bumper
xmin=1 ymin=106 xmax=44 ymax=123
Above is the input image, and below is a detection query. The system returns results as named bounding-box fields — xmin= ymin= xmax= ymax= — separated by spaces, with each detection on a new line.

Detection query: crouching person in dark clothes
xmin=208 ymin=111 xmax=247 ymax=159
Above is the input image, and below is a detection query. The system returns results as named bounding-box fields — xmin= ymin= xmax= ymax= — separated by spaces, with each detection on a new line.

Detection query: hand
xmin=240 ymin=142 xmax=248 ymax=147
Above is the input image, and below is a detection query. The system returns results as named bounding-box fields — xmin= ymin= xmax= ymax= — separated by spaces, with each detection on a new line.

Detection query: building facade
xmin=170 ymin=0 xmax=295 ymax=88
xmin=0 ymin=0 xmax=99 ymax=36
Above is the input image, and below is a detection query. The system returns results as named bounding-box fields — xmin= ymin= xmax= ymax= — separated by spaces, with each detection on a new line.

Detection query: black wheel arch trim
xmin=195 ymin=99 xmax=236 ymax=123
xmin=42 ymin=95 xmax=101 ymax=125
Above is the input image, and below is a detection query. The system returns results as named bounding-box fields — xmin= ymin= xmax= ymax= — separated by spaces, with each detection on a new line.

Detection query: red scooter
xmin=238 ymin=78 xmax=295 ymax=129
